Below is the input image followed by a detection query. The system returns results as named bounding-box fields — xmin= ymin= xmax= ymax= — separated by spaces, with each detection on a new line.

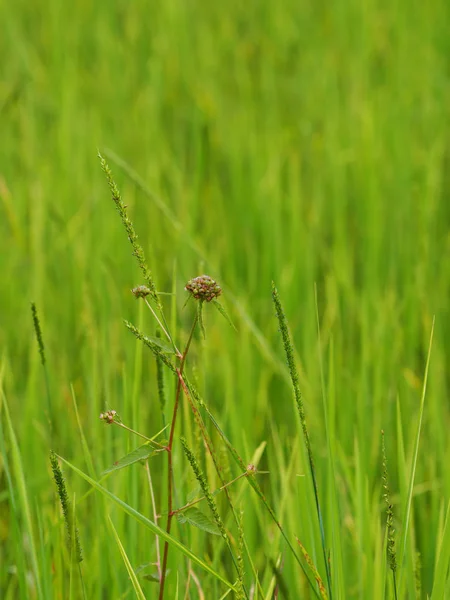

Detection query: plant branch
xmin=159 ymin=314 xmax=198 ymax=600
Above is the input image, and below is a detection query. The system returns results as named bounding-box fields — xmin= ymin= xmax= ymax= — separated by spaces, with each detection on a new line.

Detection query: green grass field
xmin=1 ymin=1 xmax=450 ymax=598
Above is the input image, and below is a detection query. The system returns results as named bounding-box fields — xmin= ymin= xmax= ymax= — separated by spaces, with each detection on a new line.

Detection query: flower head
xmin=99 ymin=410 xmax=117 ymax=424
xmin=132 ymin=285 xmax=151 ymax=299
xmin=185 ymin=275 xmax=222 ymax=302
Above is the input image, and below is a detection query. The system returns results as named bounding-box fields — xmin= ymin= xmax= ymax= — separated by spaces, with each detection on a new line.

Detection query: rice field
xmin=1 ymin=1 xmax=449 ymax=598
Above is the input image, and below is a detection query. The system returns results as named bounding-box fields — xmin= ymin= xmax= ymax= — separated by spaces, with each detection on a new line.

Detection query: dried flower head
xmin=185 ymin=275 xmax=222 ymax=302
xmin=99 ymin=410 xmax=117 ymax=424
xmin=132 ymin=285 xmax=151 ymax=299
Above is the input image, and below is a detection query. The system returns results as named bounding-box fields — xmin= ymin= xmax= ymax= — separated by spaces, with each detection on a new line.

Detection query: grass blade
xmin=398 ymin=317 xmax=435 ymax=583
xmin=58 ymin=454 xmax=237 ymax=592
xmin=108 ymin=516 xmax=146 ymax=600
xmin=2 ymin=394 xmax=44 ymax=600
xmin=430 ymin=501 xmax=450 ymax=600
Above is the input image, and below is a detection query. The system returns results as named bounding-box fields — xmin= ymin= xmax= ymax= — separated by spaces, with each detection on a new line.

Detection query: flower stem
xmin=114 ymin=422 xmax=167 ymax=449
xmin=159 ymin=314 xmax=198 ymax=600
xmin=170 ymin=471 xmax=248 ymax=516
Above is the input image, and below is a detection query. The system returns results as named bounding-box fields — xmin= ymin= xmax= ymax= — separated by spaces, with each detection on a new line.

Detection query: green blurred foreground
xmin=1 ymin=0 xmax=449 ymax=598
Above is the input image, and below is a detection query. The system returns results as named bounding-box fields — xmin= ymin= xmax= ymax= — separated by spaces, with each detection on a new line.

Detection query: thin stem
xmin=114 ymin=422 xmax=167 ymax=449
xmin=170 ymin=472 xmax=248 ymax=516
xmin=145 ymin=298 xmax=181 ymax=357
xmin=145 ymin=461 xmax=161 ymax=581
xmin=78 ymin=563 xmax=87 ymax=600
xmin=159 ymin=314 xmax=198 ymax=600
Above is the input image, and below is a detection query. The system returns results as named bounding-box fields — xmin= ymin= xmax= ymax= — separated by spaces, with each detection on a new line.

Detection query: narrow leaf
xmin=108 ymin=516 xmax=146 ymax=600
xmin=142 ymin=573 xmax=162 ymax=583
xmin=102 ymin=444 xmax=159 ymax=475
xmin=143 ymin=335 xmax=176 ymax=354
xmin=398 ymin=317 xmax=435 ymax=579
xmin=176 ymin=507 xmax=221 ymax=536
xmin=212 ymin=300 xmax=237 ymax=331
xmin=431 ymin=502 xmax=450 ymax=600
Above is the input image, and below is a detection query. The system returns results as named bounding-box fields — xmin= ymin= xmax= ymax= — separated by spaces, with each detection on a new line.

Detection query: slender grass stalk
xmin=237 ymin=510 xmax=246 ymax=600
xmin=49 ymin=451 xmax=83 ymax=564
xmin=30 ymin=302 xmax=53 ymax=435
xmin=98 ymin=153 xmax=158 ymax=305
xmin=296 ymin=539 xmax=328 ymax=600
xmin=272 ymin=282 xmax=332 ymax=597
xmin=381 ymin=431 xmax=398 ymax=599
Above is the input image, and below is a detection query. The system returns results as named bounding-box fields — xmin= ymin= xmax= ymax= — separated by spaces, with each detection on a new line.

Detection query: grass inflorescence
xmin=49 ymin=451 xmax=83 ymax=564
xmin=381 ymin=431 xmax=398 ymax=598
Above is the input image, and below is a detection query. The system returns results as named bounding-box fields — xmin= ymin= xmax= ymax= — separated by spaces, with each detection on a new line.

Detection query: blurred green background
xmin=1 ymin=0 xmax=449 ymax=598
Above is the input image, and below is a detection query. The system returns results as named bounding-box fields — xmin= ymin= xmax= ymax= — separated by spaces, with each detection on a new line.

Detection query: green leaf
xmin=144 ymin=335 xmax=176 ymax=353
xmin=142 ymin=572 xmax=165 ymax=583
xmin=58 ymin=455 xmax=237 ymax=592
xmin=398 ymin=317 xmax=435 ymax=593
xmin=108 ymin=516 xmax=146 ymax=600
xmin=431 ymin=502 xmax=450 ymax=600
xmin=212 ymin=300 xmax=237 ymax=331
xmin=176 ymin=508 xmax=221 ymax=536
xmin=186 ymin=487 xmax=202 ymax=503
xmin=102 ymin=444 xmax=160 ymax=475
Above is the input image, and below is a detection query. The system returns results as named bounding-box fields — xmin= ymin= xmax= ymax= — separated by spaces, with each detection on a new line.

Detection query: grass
xmin=1 ymin=0 xmax=450 ymax=598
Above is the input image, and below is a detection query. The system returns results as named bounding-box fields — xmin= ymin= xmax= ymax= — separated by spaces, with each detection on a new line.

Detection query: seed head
xmin=185 ymin=275 xmax=222 ymax=302
xmin=99 ymin=410 xmax=117 ymax=424
xmin=132 ymin=285 xmax=151 ymax=299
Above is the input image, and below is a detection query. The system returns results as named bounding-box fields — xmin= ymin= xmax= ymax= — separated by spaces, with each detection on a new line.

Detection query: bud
xmin=185 ymin=275 xmax=222 ymax=302
xmin=99 ymin=410 xmax=117 ymax=424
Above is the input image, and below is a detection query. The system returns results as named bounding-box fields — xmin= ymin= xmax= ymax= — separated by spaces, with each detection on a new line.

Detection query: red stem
xmin=158 ymin=315 xmax=197 ymax=600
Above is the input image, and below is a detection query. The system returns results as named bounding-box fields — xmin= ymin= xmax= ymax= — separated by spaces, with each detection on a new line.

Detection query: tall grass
xmin=1 ymin=0 xmax=450 ymax=597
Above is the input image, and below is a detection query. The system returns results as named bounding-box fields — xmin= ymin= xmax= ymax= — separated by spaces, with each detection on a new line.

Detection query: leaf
xmin=431 ymin=501 xmax=450 ymax=600
xmin=212 ymin=300 xmax=237 ymax=331
xmin=108 ymin=516 xmax=146 ymax=600
xmin=398 ymin=317 xmax=435 ymax=587
xmin=142 ymin=572 xmax=169 ymax=583
xmin=102 ymin=444 xmax=159 ymax=475
xmin=176 ymin=507 xmax=221 ymax=536
xmin=144 ymin=335 xmax=176 ymax=354
xmin=186 ymin=487 xmax=202 ymax=503
xmin=58 ymin=455 xmax=237 ymax=592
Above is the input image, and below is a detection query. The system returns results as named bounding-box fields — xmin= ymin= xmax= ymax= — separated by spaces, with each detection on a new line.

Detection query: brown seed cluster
xmin=132 ymin=285 xmax=151 ymax=298
xmin=99 ymin=410 xmax=117 ymax=424
xmin=185 ymin=275 xmax=222 ymax=302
